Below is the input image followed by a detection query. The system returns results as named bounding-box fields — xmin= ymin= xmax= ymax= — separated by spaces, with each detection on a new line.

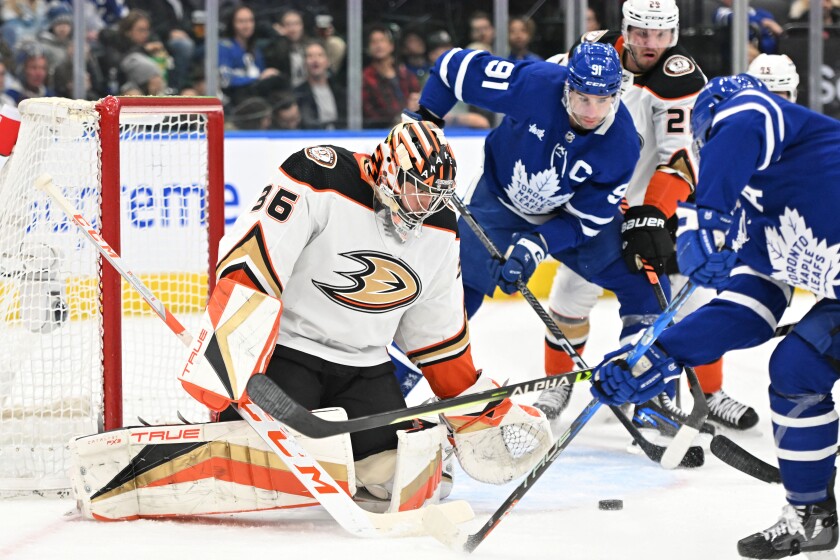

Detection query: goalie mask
xmin=691 ymin=74 xmax=766 ymax=160
xmin=369 ymin=121 xmax=457 ymax=241
xmin=747 ymin=53 xmax=799 ymax=103
xmin=563 ymin=42 xmax=622 ymax=131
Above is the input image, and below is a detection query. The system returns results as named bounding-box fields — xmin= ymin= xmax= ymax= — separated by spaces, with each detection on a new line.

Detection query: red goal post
xmin=0 ymin=96 xmax=224 ymax=496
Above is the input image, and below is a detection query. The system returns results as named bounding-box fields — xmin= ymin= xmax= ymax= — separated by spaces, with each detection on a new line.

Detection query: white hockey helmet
xmin=747 ymin=53 xmax=800 ymax=103
xmin=622 ymin=0 xmax=680 ymax=48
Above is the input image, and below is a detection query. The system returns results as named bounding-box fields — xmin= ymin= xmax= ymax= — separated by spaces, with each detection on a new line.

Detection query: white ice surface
xmin=0 ymin=292 xmax=826 ymax=560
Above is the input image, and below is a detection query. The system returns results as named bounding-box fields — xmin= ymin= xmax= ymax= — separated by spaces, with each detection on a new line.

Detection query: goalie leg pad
xmin=354 ymin=423 xmax=448 ymax=513
xmin=70 ymin=409 xmax=354 ymax=521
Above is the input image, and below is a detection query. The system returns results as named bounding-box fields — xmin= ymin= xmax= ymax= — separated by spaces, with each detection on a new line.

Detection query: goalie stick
xmin=640 ymin=259 xmax=710 ymax=469
xmin=423 ymin=278 xmax=700 ymax=553
xmin=450 ymin=194 xmax=703 ymax=469
xmin=711 ymin=436 xmax=840 ymax=485
xmin=36 ymin=173 xmax=473 ymax=538
xmin=251 ymin=315 xmax=800 ymax=441
xmin=248 ymin=365 xmax=594 ymax=438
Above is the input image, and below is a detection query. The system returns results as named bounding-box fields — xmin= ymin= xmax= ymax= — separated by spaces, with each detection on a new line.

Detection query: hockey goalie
xmin=69 ymin=121 xmax=552 ymax=521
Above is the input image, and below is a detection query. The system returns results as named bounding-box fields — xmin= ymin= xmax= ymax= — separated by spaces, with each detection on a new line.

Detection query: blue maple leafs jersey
xmin=421 ymin=49 xmax=640 ymax=253
xmin=697 ymin=88 xmax=840 ymax=299
xmin=660 ymin=89 xmax=840 ymax=366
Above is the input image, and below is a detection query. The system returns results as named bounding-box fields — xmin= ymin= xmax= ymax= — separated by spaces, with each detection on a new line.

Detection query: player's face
xmin=568 ymin=90 xmax=615 ymax=130
xmin=625 ymin=27 xmax=673 ymax=71
xmin=771 ymin=90 xmax=791 ymax=100
xmin=399 ymin=175 xmax=436 ymax=214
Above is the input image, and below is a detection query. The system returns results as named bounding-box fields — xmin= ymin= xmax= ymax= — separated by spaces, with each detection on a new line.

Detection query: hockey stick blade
xmin=247 ymin=366 xmax=593 ymax=438
xmin=710 ymin=435 xmax=840 ymax=485
xmin=710 ymin=435 xmax=782 ymax=484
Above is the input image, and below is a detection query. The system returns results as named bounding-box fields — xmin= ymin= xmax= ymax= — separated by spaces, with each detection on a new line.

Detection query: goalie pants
xmin=770 ymin=298 xmax=840 ymax=505
xmin=220 ymin=346 xmax=413 ymax=460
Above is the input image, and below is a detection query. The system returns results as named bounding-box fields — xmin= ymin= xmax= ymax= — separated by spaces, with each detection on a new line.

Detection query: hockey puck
xmin=598 ymin=499 xmax=623 ymax=511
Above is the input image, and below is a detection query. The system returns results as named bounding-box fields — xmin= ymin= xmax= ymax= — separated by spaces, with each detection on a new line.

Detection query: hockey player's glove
xmin=591 ymin=343 xmax=681 ymax=406
xmin=489 ymin=232 xmax=547 ymax=295
xmin=401 ymin=106 xmax=446 ymax=128
xmin=621 ymin=205 xmax=673 ymax=276
xmin=675 ymin=202 xmax=737 ymax=289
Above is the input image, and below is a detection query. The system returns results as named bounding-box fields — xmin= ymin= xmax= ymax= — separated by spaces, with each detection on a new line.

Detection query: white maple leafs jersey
xmin=419 ymin=48 xmax=639 ymax=254
xmin=578 ymin=31 xmax=706 ymax=207
xmin=216 ymin=146 xmax=476 ymax=398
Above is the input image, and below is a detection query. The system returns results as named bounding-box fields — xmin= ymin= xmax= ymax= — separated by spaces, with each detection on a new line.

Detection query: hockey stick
xmin=36 ymin=174 xmax=473 ymax=538
xmin=639 ymin=260 xmax=711 ymax=469
xmin=710 ymin=435 xmax=840 ymax=485
xmin=248 ymin=365 xmax=593 ymax=438
xmin=423 ymin=279 xmax=699 ymax=553
xmin=451 ymin=194 xmax=703 ymax=468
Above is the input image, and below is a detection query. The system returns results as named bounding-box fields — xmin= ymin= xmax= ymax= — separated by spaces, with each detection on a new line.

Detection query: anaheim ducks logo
xmin=313 ymin=251 xmax=422 ymax=313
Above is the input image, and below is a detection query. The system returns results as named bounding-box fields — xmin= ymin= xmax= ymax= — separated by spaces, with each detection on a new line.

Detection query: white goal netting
xmin=0 ymin=97 xmax=221 ymax=496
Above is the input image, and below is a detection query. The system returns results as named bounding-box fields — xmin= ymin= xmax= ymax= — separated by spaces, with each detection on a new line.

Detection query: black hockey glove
xmin=401 ymin=105 xmax=446 ymax=128
xmin=620 ymin=205 xmax=674 ymax=276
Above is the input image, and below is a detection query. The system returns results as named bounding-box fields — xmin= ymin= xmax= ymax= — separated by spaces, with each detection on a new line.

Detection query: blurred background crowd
xmin=0 ymin=0 xmax=833 ymax=131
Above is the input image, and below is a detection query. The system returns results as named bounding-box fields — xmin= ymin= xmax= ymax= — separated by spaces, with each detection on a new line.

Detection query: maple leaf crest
xmin=503 ymin=160 xmax=570 ymax=215
xmin=765 ymin=207 xmax=840 ymax=298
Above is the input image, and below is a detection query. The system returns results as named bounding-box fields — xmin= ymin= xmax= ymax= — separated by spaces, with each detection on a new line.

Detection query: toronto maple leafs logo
xmin=765 ymin=207 xmax=840 ymax=298
xmin=504 ymin=160 xmax=571 ymax=215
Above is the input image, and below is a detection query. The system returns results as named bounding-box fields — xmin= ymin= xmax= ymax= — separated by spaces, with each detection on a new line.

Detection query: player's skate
xmin=632 ymin=391 xmax=715 ymax=440
xmin=705 ymin=389 xmax=759 ymax=430
xmin=532 ymin=383 xmax=573 ymax=423
xmin=737 ymin=500 xmax=838 ymax=559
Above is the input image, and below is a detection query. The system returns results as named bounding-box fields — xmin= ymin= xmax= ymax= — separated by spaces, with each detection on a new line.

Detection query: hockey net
xmin=0 ymin=97 xmax=224 ymax=497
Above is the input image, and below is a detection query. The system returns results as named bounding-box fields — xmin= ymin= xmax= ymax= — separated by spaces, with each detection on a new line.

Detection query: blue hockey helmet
xmin=691 ymin=73 xmax=767 ymax=155
xmin=566 ymin=42 xmax=623 ymax=96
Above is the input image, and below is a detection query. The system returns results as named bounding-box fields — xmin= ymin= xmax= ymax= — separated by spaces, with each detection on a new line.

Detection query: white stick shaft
xmin=36 ymin=174 xmax=192 ymax=346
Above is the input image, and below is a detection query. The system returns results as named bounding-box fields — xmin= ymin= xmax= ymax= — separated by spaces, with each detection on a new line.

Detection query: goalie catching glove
xmin=591 ymin=343 xmax=682 ymax=406
xmin=442 ymin=375 xmax=552 ymax=484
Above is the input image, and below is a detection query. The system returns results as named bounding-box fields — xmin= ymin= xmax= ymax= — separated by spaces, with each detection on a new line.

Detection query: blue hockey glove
xmin=489 ymin=232 xmax=547 ymax=295
xmin=675 ymin=203 xmax=738 ymax=289
xmin=590 ymin=343 xmax=681 ymax=406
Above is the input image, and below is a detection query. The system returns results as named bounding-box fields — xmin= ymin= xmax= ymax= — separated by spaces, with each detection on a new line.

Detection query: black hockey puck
xmin=598 ymin=499 xmax=623 ymax=511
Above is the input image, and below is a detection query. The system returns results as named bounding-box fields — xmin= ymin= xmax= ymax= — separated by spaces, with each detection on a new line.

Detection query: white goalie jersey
xmin=217 ymin=145 xmax=476 ymax=398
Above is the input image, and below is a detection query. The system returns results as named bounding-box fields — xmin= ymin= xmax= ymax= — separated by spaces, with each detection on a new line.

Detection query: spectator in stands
xmin=586 ymin=7 xmax=602 ymax=32
xmin=1 ymin=0 xmax=47 ymax=49
xmin=126 ymin=0 xmax=195 ymax=92
xmin=97 ymin=10 xmax=168 ymax=93
xmin=35 ymin=3 xmax=73 ymax=72
xmin=313 ymin=13 xmax=346 ymax=76
xmin=270 ymin=93 xmax=302 ymax=130
xmin=231 ymin=96 xmax=273 ymax=130
xmin=715 ymin=0 xmax=783 ymax=54
xmin=424 ymin=29 xmax=491 ymax=129
xmin=401 ymin=27 xmax=429 ymax=82
xmin=790 ymin=0 xmax=840 ymax=25
xmin=6 ymin=45 xmax=53 ymax=104
xmin=0 ymin=63 xmax=17 ymax=108
xmin=120 ymin=51 xmax=165 ymax=95
xmin=362 ymin=24 xmax=419 ymax=129
xmin=218 ymin=5 xmax=283 ymax=108
xmin=508 ymin=16 xmax=541 ymax=61
xmin=264 ymin=8 xmax=308 ymax=89
xmin=467 ymin=11 xmax=495 ymax=52
xmin=294 ymin=40 xmax=345 ymax=130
